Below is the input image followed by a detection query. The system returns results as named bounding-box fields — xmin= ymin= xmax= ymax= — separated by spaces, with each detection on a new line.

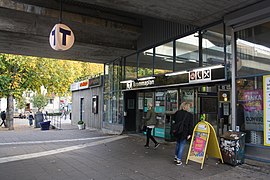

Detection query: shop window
xmin=48 ymin=99 xmax=54 ymax=104
xmin=236 ymin=76 xmax=264 ymax=145
xmin=175 ymin=33 xmax=199 ymax=71
xmin=154 ymin=42 xmax=173 ymax=75
xmin=138 ymin=49 xmax=153 ymax=78
xmin=236 ymin=21 xmax=270 ymax=77
xmin=113 ymin=60 xmax=122 ymax=91
xmin=104 ymin=64 xmax=113 ymax=93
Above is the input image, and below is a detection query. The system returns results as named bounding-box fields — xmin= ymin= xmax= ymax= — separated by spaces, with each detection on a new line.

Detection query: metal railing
xmin=45 ymin=113 xmax=62 ymax=129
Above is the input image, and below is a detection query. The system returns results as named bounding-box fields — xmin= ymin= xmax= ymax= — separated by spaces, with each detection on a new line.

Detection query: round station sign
xmin=49 ymin=23 xmax=75 ymax=51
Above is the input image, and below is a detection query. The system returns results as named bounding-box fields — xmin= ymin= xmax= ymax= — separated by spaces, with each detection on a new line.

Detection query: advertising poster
xmin=189 ymin=132 xmax=208 ymax=162
xmin=263 ymin=75 xmax=270 ymax=146
xmin=243 ymin=89 xmax=263 ymax=131
xmin=182 ymin=89 xmax=194 ymax=113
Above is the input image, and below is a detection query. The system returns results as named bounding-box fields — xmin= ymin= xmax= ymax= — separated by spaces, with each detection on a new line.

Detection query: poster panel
xmin=263 ymin=75 xmax=270 ymax=146
xmin=188 ymin=131 xmax=208 ymax=163
xmin=243 ymin=89 xmax=263 ymax=131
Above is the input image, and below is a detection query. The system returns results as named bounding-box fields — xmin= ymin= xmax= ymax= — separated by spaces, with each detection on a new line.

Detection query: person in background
xmin=28 ymin=110 xmax=34 ymax=126
xmin=143 ymin=102 xmax=160 ymax=149
xmin=0 ymin=111 xmax=7 ymax=128
xmin=173 ymin=102 xmax=193 ymax=165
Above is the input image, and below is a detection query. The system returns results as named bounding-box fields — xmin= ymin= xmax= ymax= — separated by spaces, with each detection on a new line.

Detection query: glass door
xmin=164 ymin=89 xmax=178 ymax=141
xmin=154 ymin=90 xmax=166 ymax=137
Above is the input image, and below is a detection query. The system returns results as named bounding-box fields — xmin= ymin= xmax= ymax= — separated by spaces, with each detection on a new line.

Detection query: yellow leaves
xmin=1 ymin=53 xmax=104 ymax=98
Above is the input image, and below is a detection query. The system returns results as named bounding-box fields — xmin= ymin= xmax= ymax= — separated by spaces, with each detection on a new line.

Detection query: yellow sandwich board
xmin=186 ymin=120 xmax=223 ymax=169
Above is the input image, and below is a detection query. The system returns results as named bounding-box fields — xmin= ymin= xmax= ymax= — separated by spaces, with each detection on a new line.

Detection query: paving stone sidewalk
xmin=0 ymin=122 xmax=269 ymax=180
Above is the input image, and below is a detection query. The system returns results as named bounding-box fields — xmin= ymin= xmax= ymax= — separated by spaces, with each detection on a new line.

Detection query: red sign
xmin=80 ymin=81 xmax=88 ymax=87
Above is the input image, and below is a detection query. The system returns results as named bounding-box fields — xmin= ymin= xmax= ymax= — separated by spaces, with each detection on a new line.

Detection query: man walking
xmin=0 ymin=111 xmax=7 ymax=128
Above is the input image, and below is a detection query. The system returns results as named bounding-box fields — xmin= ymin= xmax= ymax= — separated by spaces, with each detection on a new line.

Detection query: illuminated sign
xmin=79 ymin=80 xmax=89 ymax=89
xmin=189 ymin=69 xmax=211 ymax=83
xmin=49 ymin=23 xmax=75 ymax=51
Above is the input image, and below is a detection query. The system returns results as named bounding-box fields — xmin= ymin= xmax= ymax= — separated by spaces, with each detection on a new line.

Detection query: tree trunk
xmin=7 ymin=94 xmax=14 ymax=130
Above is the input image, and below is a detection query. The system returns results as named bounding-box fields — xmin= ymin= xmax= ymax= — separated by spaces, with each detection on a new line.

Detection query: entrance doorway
xmin=195 ymin=84 xmax=231 ymax=137
xmin=124 ymin=91 xmax=137 ymax=131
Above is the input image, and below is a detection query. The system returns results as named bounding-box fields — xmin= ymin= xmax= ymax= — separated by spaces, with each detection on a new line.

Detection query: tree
xmin=31 ymin=94 xmax=48 ymax=112
xmin=0 ymin=54 xmax=103 ymax=130
xmin=0 ymin=54 xmax=40 ymax=130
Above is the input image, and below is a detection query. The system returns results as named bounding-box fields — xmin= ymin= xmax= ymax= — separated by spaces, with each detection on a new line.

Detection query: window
xmin=202 ymin=24 xmax=226 ymax=66
xmin=175 ymin=33 xmax=199 ymax=71
xmin=138 ymin=49 xmax=153 ymax=78
xmin=236 ymin=77 xmax=263 ymax=144
xmin=155 ymin=42 xmax=174 ymax=74
xmin=236 ymin=22 xmax=270 ymax=77
xmin=48 ymin=99 xmax=54 ymax=104
xmin=125 ymin=54 xmax=137 ymax=80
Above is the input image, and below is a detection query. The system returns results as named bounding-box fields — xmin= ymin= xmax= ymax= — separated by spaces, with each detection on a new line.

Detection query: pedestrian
xmin=173 ymin=102 xmax=193 ymax=165
xmin=0 ymin=111 xmax=7 ymax=128
xmin=143 ymin=102 xmax=160 ymax=149
xmin=28 ymin=110 xmax=34 ymax=126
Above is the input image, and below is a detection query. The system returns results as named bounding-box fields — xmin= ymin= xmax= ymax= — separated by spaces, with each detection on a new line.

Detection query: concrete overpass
xmin=0 ymin=0 xmax=264 ymax=63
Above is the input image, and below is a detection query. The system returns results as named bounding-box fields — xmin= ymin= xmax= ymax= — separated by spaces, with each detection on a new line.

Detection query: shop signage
xmin=186 ymin=121 xmax=223 ymax=169
xmin=49 ymin=23 xmax=75 ymax=51
xmin=79 ymin=80 xmax=89 ymax=90
xmin=121 ymin=66 xmax=225 ymax=91
xmin=263 ymin=75 xmax=270 ymax=146
xmin=134 ymin=79 xmax=154 ymax=87
xmin=189 ymin=69 xmax=211 ymax=83
xmin=89 ymin=76 xmax=103 ymax=88
xmin=70 ymin=82 xmax=79 ymax=91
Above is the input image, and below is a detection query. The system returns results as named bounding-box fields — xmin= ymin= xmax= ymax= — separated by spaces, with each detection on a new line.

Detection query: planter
xmin=78 ymin=124 xmax=85 ymax=130
xmin=40 ymin=121 xmax=51 ymax=130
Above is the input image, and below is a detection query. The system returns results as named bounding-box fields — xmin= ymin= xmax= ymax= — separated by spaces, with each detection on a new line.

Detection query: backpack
xmin=171 ymin=111 xmax=188 ymax=138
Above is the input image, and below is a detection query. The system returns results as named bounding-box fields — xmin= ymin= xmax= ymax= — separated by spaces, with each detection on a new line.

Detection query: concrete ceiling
xmin=0 ymin=0 xmax=264 ymax=63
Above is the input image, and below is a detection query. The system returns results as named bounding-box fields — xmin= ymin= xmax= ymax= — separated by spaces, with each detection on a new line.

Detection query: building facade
xmin=103 ymin=2 xmax=270 ymax=162
xmin=71 ymin=76 xmax=104 ymax=130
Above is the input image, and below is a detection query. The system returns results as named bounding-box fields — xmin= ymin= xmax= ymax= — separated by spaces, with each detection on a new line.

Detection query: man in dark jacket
xmin=0 ymin=111 xmax=7 ymax=127
xmin=173 ymin=102 xmax=193 ymax=165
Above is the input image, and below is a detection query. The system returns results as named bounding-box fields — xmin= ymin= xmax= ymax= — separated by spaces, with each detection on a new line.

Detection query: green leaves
xmin=31 ymin=94 xmax=48 ymax=112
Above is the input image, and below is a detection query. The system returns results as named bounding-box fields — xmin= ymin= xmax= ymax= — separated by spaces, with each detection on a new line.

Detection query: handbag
xmin=141 ymin=125 xmax=147 ymax=132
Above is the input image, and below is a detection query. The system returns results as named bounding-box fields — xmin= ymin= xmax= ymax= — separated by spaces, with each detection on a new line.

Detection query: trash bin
xmin=40 ymin=121 xmax=51 ymax=130
xmin=34 ymin=112 xmax=44 ymax=128
xmin=220 ymin=131 xmax=246 ymax=166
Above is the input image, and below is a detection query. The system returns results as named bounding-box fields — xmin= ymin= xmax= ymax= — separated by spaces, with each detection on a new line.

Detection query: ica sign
xmin=49 ymin=23 xmax=75 ymax=51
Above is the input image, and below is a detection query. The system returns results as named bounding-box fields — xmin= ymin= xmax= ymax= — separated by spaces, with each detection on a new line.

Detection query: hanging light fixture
xmin=49 ymin=0 xmax=75 ymax=51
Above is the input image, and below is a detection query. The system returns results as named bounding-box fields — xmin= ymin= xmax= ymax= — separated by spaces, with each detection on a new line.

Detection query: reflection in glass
xmin=155 ymin=42 xmax=174 ymax=75
xmin=125 ymin=54 xmax=137 ymax=80
xmin=175 ymin=33 xmax=199 ymax=71
xmin=236 ymin=77 xmax=263 ymax=144
xmin=202 ymin=24 xmax=225 ymax=66
xmin=236 ymin=22 xmax=270 ymax=77
xmin=138 ymin=49 xmax=153 ymax=78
